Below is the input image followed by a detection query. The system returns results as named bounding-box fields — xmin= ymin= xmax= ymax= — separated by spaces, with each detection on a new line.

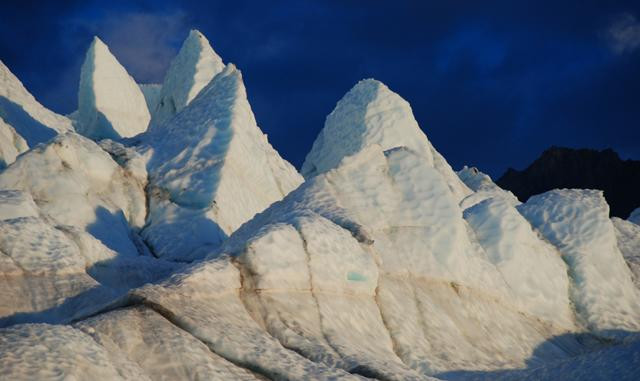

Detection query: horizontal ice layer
xmin=129 ymin=257 xmax=364 ymax=380
xmin=76 ymin=37 xmax=150 ymax=139
xmin=518 ymin=189 xmax=640 ymax=335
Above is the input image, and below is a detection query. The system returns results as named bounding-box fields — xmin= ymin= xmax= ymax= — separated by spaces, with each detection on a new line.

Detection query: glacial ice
xmin=0 ymin=29 xmax=639 ymax=381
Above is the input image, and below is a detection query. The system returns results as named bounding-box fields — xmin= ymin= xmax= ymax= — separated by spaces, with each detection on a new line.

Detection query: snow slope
xmin=143 ymin=64 xmax=302 ymax=260
xmin=76 ymin=37 xmax=150 ymax=140
xmin=0 ymin=60 xmax=72 ymax=154
xmin=150 ymin=30 xmax=225 ymax=127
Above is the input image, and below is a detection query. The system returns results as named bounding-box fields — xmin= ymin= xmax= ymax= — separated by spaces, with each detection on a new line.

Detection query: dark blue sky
xmin=1 ymin=1 xmax=639 ymax=177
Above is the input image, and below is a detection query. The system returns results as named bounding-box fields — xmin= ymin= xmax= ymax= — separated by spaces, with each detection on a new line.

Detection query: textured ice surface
xmin=442 ymin=339 xmax=640 ymax=381
xmin=518 ymin=189 xmax=640 ymax=335
xmin=76 ymin=306 xmax=264 ymax=380
xmin=76 ymin=37 xmax=150 ymax=139
xmin=0 ymin=324 xmax=149 ymax=380
xmin=143 ymin=64 xmax=302 ymax=260
xmin=151 ymin=30 xmax=225 ymax=127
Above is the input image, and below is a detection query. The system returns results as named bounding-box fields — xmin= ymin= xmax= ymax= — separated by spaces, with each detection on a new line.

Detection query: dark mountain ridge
xmin=497 ymin=146 xmax=640 ymax=218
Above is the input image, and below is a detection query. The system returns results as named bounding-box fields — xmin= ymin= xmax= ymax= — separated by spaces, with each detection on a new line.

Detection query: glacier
xmin=0 ymin=29 xmax=639 ymax=381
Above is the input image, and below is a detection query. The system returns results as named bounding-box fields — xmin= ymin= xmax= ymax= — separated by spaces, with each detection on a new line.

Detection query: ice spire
xmin=150 ymin=29 xmax=225 ymax=127
xmin=76 ymin=37 xmax=150 ymax=140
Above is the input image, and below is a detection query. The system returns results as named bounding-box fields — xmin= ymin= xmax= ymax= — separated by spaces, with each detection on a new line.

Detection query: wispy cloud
xmin=606 ymin=13 xmax=640 ymax=54
xmin=71 ymin=9 xmax=189 ymax=83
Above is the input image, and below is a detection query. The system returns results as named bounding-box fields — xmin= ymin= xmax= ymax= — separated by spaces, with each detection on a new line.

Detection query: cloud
xmin=606 ymin=13 xmax=640 ymax=54
xmin=69 ymin=8 xmax=189 ymax=83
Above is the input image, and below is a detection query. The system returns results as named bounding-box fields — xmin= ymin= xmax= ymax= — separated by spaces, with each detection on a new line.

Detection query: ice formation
xmin=76 ymin=37 xmax=150 ymax=140
xmin=150 ymin=30 xmax=225 ymax=127
xmin=0 ymin=30 xmax=639 ymax=381
xmin=142 ymin=63 xmax=302 ymax=260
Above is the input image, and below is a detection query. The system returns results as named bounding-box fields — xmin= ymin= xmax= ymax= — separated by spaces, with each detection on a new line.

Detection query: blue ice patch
xmin=347 ymin=271 xmax=367 ymax=282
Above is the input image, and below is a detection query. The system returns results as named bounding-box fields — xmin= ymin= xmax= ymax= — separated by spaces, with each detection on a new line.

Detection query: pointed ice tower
xmin=0 ymin=60 xmax=73 ymax=150
xmin=301 ymin=79 xmax=471 ymax=201
xmin=76 ymin=37 xmax=150 ymax=140
xmin=150 ymin=30 xmax=225 ymax=127
xmin=144 ymin=64 xmax=303 ymax=260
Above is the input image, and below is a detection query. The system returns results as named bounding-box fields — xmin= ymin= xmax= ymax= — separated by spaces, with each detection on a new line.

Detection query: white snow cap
xmin=76 ymin=37 xmax=150 ymax=140
xmin=150 ymin=29 xmax=225 ymax=127
xmin=0 ymin=60 xmax=73 ymax=148
xmin=302 ymin=79 xmax=471 ymax=201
